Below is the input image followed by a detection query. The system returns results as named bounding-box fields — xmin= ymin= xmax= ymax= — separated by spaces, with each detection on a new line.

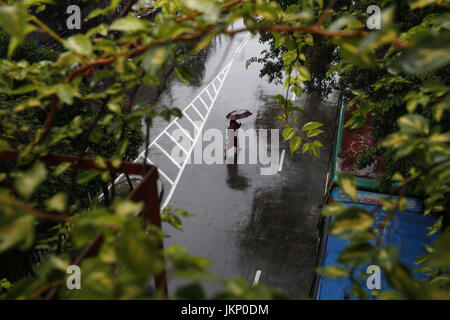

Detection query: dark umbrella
xmin=226 ymin=109 xmax=252 ymax=120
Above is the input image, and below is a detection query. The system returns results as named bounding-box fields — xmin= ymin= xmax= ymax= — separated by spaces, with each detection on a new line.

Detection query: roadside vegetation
xmin=0 ymin=0 xmax=448 ymax=299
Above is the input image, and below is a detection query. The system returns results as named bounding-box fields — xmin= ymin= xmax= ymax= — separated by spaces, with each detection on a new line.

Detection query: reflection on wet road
xmin=227 ymin=161 xmax=250 ymax=191
xmin=137 ymin=24 xmax=339 ymax=298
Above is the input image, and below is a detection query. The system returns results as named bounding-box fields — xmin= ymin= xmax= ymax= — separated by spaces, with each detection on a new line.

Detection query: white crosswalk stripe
xmin=111 ymin=60 xmax=234 ymax=207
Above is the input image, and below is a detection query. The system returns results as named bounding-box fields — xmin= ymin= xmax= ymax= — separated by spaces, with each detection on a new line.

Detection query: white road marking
xmin=198 ymin=96 xmax=209 ymax=110
xmin=110 ymin=60 xmax=234 ymax=202
xmin=146 ymin=157 xmax=174 ymax=186
xmin=111 ymin=32 xmax=252 ymax=206
xmin=154 ymin=141 xmax=181 ymax=168
xmin=136 ymin=63 xmax=232 ymax=160
xmin=235 ymin=32 xmax=251 ymax=54
xmin=205 ymin=87 xmax=214 ymax=101
xmin=234 ymin=33 xmax=248 ymax=53
xmin=174 ymin=121 xmax=194 ymax=141
xmin=278 ymin=149 xmax=286 ymax=172
xmin=160 ymin=60 xmax=234 ymax=208
xmin=253 ymin=270 xmax=262 ymax=285
xmin=190 ymin=103 xmax=206 ymax=120
xmin=237 ymin=34 xmax=251 ymax=54
xmin=164 ymin=131 xmax=188 ymax=154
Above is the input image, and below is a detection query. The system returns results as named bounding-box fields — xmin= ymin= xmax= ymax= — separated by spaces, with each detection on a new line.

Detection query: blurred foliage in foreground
xmin=0 ymin=0 xmax=448 ymax=299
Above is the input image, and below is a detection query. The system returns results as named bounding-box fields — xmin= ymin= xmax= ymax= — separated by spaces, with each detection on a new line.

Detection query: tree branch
xmin=118 ymin=0 xmax=139 ymax=18
xmin=315 ymin=0 xmax=337 ymax=27
xmin=0 ymin=197 xmax=70 ymax=222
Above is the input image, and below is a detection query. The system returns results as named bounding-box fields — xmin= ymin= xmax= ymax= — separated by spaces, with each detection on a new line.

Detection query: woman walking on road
xmin=225 ymin=109 xmax=252 ymax=157
xmin=228 ymin=119 xmax=241 ymax=151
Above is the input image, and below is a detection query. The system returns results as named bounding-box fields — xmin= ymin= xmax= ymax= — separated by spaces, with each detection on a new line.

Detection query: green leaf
xmin=0 ymin=5 xmax=36 ymax=57
xmin=107 ymin=102 xmax=122 ymax=115
xmin=427 ymin=216 xmax=443 ymax=237
xmin=0 ymin=278 xmax=12 ymax=291
xmin=350 ymin=281 xmax=369 ymax=300
xmin=174 ymin=209 xmax=194 ymax=218
xmin=302 ymin=121 xmax=323 ymax=132
xmin=111 ymin=156 xmax=122 ymax=169
xmin=282 ymin=128 xmax=296 ymax=141
xmin=292 ymin=85 xmax=303 ymax=98
xmin=142 ymin=44 xmax=174 ymax=76
xmin=193 ymin=32 xmax=216 ymax=53
xmin=292 ymin=105 xmax=306 ymax=114
xmin=414 ymin=253 xmax=430 ymax=266
xmin=89 ymin=126 xmax=103 ymax=144
xmin=185 ymin=0 xmax=220 ymax=21
xmin=433 ymin=95 xmax=450 ymax=121
xmin=427 ymin=232 xmax=450 ymax=268
xmin=113 ymin=200 xmax=143 ymax=218
xmin=171 ymin=108 xmax=183 ymax=118
xmin=336 ymin=38 xmax=374 ymax=67
xmin=322 ymin=202 xmax=346 ymax=217
xmin=398 ymin=36 xmax=450 ymax=74
xmin=86 ymin=23 xmax=109 ymax=37
xmin=36 ymin=83 xmax=80 ymax=105
xmin=53 ymin=162 xmax=72 ymax=177
xmin=313 ymin=140 xmax=323 ymax=148
xmin=410 ymin=0 xmax=438 ymax=10
xmin=14 ymin=161 xmax=48 ymax=199
xmin=330 ymin=208 xmax=375 ymax=239
xmin=302 ymin=142 xmax=311 ymax=154
xmin=336 ymin=172 xmax=357 ymax=201
xmin=296 ymin=65 xmax=311 ymax=81
xmin=316 ymin=266 xmax=349 ymax=278
xmin=117 ymin=140 xmax=129 ymax=156
xmin=0 ymin=213 xmax=35 ymax=253
xmin=310 ymin=143 xmax=321 ymax=158
xmin=307 ymin=129 xmax=324 ymax=138
xmin=382 ymin=133 xmax=410 ymax=149
xmin=54 ymin=84 xmax=80 ymax=105
xmin=45 ymin=193 xmax=67 ymax=213
xmin=64 ymin=34 xmax=93 ymax=56
xmin=273 ymin=94 xmax=286 ymax=105
xmin=255 ymin=5 xmax=279 ymax=21
xmin=77 ymin=170 xmax=102 ymax=184
xmin=175 ymin=66 xmax=199 ymax=85
xmin=117 ymin=220 xmax=165 ymax=280
xmin=110 ymin=16 xmax=146 ymax=33
xmin=403 ymin=91 xmax=430 ymax=113
xmin=397 ymin=114 xmax=429 ymax=135
xmin=161 ymin=212 xmax=183 ymax=230
xmin=290 ymin=136 xmax=302 ymax=153
xmin=338 ymin=242 xmax=377 ymax=267
xmin=93 ymin=155 xmax=108 ymax=170
xmin=86 ymin=0 xmax=120 ymax=20
xmin=304 ymin=34 xmax=314 ymax=46
xmin=0 ymin=139 xmax=10 ymax=153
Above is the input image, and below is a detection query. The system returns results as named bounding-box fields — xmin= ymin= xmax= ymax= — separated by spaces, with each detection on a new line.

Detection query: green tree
xmin=0 ymin=31 xmax=144 ymax=282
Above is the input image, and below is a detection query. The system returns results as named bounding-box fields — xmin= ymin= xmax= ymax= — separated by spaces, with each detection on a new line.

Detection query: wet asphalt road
xmin=136 ymin=24 xmax=339 ymax=298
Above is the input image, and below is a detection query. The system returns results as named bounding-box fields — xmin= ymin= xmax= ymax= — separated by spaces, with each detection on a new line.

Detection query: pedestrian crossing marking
xmin=111 ymin=60 xmax=234 ymax=208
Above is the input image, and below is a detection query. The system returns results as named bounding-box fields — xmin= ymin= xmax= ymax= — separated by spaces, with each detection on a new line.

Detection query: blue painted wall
xmin=315 ymin=187 xmax=438 ymax=300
